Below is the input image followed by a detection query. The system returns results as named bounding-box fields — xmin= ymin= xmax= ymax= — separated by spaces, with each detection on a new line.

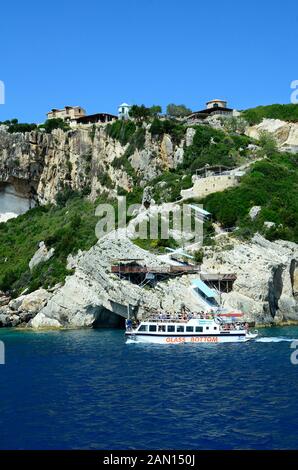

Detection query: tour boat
xmin=125 ymin=313 xmax=258 ymax=344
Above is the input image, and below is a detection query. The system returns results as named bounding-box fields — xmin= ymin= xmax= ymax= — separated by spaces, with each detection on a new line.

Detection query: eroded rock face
xmin=0 ymin=125 xmax=186 ymax=206
xmin=249 ymin=206 xmax=261 ymax=220
xmin=27 ymin=232 xmax=298 ymax=329
xmin=29 ymin=242 xmax=55 ymax=270
xmin=31 ymin=233 xmax=209 ymax=329
xmin=247 ymin=118 xmax=298 ymax=152
xmin=202 ymin=234 xmax=298 ymax=324
xmin=0 ymin=288 xmax=52 ymax=327
xmin=1 ymin=231 xmax=297 ymax=328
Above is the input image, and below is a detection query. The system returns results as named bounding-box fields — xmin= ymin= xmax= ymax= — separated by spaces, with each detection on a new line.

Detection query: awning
xmin=192 ymin=279 xmax=216 ymax=298
xmin=188 ymin=205 xmax=211 ymax=217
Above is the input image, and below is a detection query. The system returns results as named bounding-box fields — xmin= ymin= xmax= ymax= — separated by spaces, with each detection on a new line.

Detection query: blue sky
xmin=0 ymin=0 xmax=297 ymax=122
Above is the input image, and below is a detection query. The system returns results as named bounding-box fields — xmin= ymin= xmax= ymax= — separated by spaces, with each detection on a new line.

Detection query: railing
xmin=111 ymin=265 xmax=201 ymax=275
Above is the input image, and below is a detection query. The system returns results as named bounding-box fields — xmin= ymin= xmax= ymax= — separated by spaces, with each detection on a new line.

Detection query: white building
xmin=206 ymin=99 xmax=228 ymax=110
xmin=47 ymin=106 xmax=86 ymax=121
xmin=118 ymin=103 xmax=131 ymax=120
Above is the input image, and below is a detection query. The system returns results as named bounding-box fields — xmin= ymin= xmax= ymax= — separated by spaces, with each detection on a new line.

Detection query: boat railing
xmin=146 ymin=313 xmax=215 ymax=323
xmin=141 ymin=315 xmax=248 ymax=331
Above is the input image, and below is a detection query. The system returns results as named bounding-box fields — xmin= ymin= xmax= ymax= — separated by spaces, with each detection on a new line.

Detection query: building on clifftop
xmin=47 ymin=106 xmax=86 ymax=121
xmin=186 ymin=99 xmax=235 ymax=122
xmin=118 ymin=103 xmax=131 ymax=120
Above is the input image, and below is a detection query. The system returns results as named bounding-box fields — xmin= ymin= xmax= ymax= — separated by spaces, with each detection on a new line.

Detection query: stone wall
xmin=181 ymin=174 xmax=240 ymax=199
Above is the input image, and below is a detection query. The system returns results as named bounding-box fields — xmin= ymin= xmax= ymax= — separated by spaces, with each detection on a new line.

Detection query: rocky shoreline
xmin=0 ymin=232 xmax=297 ymax=330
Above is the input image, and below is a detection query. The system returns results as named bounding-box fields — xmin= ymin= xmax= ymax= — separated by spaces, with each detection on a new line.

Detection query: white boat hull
xmin=126 ymin=333 xmax=258 ymax=344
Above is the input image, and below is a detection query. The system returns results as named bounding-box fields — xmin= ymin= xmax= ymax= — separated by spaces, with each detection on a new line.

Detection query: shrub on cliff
xmin=200 ymin=153 xmax=298 ymax=242
xmin=41 ymin=118 xmax=70 ymax=133
xmin=166 ymin=103 xmax=192 ymax=118
xmin=129 ymin=104 xmax=162 ymax=121
xmin=106 ymin=120 xmax=136 ymax=145
xmin=242 ymin=103 xmax=298 ymax=125
xmin=150 ymin=118 xmax=185 ymax=144
xmin=0 ymin=196 xmax=102 ymax=295
xmin=6 ymin=122 xmax=37 ymax=133
xmin=181 ymin=125 xmax=251 ymax=171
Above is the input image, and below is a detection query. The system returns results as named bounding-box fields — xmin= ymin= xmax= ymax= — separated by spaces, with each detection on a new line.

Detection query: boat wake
xmin=256 ymin=337 xmax=298 ymax=343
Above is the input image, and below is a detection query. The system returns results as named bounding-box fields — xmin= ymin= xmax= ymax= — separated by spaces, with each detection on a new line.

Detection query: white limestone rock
xmin=202 ymin=234 xmax=298 ymax=324
xmin=29 ymin=242 xmax=55 ymax=271
xmin=246 ymin=118 xmax=298 ymax=152
xmin=19 ymin=288 xmax=51 ymax=314
xmin=264 ymin=221 xmax=276 ymax=229
xmin=9 ymin=288 xmax=51 ymax=316
xmin=31 ymin=313 xmax=61 ymax=329
xmin=249 ymin=206 xmax=261 ymax=220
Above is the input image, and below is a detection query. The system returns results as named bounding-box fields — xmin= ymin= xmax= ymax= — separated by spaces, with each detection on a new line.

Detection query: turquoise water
xmin=0 ymin=326 xmax=298 ymax=449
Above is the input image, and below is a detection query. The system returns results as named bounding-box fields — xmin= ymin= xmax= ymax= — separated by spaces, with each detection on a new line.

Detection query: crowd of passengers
xmin=128 ymin=309 xmax=249 ymax=331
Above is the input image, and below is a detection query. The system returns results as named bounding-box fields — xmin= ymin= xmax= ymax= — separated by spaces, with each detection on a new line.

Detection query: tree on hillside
xmin=40 ymin=118 xmax=70 ymax=133
xmin=222 ymin=116 xmax=248 ymax=134
xmin=166 ymin=103 xmax=192 ymax=118
xmin=257 ymin=131 xmax=278 ymax=157
xmin=129 ymin=105 xmax=151 ymax=121
xmin=149 ymin=105 xmax=162 ymax=117
xmin=129 ymin=104 xmax=162 ymax=121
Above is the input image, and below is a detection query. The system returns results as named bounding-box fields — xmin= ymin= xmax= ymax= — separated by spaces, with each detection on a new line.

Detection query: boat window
xmin=206 ymin=326 xmax=209 ymax=330
xmin=177 ymin=325 xmax=184 ymax=332
xmin=195 ymin=326 xmax=203 ymax=332
xmin=186 ymin=326 xmax=194 ymax=332
xmin=149 ymin=325 xmax=157 ymax=332
xmin=167 ymin=325 xmax=175 ymax=332
xmin=138 ymin=325 xmax=148 ymax=332
xmin=214 ymin=326 xmax=217 ymax=330
xmin=158 ymin=325 xmax=166 ymax=332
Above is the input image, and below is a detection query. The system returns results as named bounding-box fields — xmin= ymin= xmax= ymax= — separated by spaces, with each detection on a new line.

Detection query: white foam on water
xmin=126 ymin=339 xmax=137 ymax=344
xmin=256 ymin=337 xmax=298 ymax=343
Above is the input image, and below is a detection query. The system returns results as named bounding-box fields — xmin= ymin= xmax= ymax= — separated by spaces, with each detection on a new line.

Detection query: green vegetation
xmin=151 ymin=171 xmax=192 ymax=204
xmin=40 ymin=118 xmax=70 ymax=133
xmin=166 ymin=103 xmax=192 ymax=118
xmin=180 ymin=125 xmax=252 ymax=172
xmin=221 ymin=116 xmax=248 ymax=134
xmin=97 ymin=169 xmax=114 ymax=189
xmin=257 ymin=131 xmax=278 ymax=157
xmin=0 ymin=195 xmax=108 ymax=295
xmin=242 ymin=103 xmax=298 ymax=125
xmin=1 ymin=107 xmax=297 ymax=298
xmin=107 ymin=121 xmax=147 ymax=184
xmin=193 ymin=249 xmax=204 ymax=264
xmin=129 ymin=104 xmax=162 ymax=121
xmin=150 ymin=118 xmax=185 ymax=144
xmin=133 ymin=236 xmax=178 ymax=253
xmin=0 ymin=119 xmax=37 ymax=133
xmin=0 ymin=117 xmax=71 ymax=133
xmin=200 ymin=153 xmax=298 ymax=242
xmin=106 ymin=120 xmax=136 ymax=145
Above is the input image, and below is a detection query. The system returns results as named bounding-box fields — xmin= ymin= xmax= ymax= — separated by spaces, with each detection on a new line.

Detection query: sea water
xmin=0 ymin=326 xmax=298 ymax=449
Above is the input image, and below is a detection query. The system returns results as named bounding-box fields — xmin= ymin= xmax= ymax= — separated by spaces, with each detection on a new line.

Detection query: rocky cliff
xmin=0 ymin=231 xmax=297 ymax=328
xmin=247 ymin=118 xmax=298 ymax=152
xmin=0 ymin=124 xmax=187 ymax=207
xmin=202 ymin=234 xmax=298 ymax=324
xmin=0 ymin=120 xmax=297 ymax=329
